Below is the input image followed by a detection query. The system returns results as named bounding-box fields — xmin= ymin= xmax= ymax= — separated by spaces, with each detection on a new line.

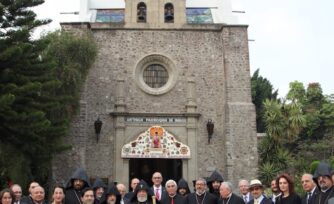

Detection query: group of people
xmin=1 ymin=162 xmax=334 ymax=204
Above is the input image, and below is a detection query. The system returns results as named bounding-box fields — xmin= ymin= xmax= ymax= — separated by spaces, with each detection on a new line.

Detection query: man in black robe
xmin=65 ymin=167 xmax=90 ymax=204
xmin=207 ymin=170 xmax=224 ymax=198
xmin=219 ymin=182 xmax=244 ymax=204
xmin=130 ymin=180 xmax=154 ymax=204
xmin=313 ymin=162 xmax=334 ymax=204
xmin=161 ymin=180 xmax=185 ymax=204
xmin=177 ymin=179 xmax=190 ymax=197
xmin=186 ymin=178 xmax=218 ymax=204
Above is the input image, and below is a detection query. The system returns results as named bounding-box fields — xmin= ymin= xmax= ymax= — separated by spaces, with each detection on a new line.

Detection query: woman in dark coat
xmin=275 ymin=173 xmax=301 ymax=204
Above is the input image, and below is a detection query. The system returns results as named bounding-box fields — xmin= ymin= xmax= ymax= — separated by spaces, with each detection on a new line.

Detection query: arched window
xmin=164 ymin=3 xmax=174 ymax=23
xmin=137 ymin=2 xmax=147 ymax=22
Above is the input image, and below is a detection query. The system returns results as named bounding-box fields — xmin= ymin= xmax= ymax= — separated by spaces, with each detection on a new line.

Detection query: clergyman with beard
xmin=65 ymin=167 xmax=90 ymax=204
xmin=185 ymin=178 xmax=218 ymax=204
xmin=130 ymin=180 xmax=154 ymax=204
xmin=207 ymin=170 xmax=224 ymax=199
xmin=313 ymin=162 xmax=334 ymax=204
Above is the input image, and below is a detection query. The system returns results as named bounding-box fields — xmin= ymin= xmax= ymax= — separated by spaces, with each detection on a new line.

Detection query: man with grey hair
xmin=117 ymin=183 xmax=127 ymax=204
xmin=186 ymin=178 xmax=218 ymax=204
xmin=21 ymin=181 xmax=39 ymax=204
xmin=239 ymin=179 xmax=252 ymax=203
xmin=220 ymin=182 xmax=244 ymax=204
xmin=25 ymin=185 xmax=47 ymax=204
xmin=161 ymin=180 xmax=185 ymax=204
xmin=301 ymin=173 xmax=318 ymax=204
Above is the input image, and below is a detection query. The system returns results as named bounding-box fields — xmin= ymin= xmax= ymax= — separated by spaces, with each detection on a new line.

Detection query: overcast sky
xmin=34 ymin=0 xmax=333 ymax=97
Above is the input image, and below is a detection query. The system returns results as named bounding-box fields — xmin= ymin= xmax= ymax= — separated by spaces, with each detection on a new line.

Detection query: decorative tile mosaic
xmin=122 ymin=126 xmax=191 ymax=158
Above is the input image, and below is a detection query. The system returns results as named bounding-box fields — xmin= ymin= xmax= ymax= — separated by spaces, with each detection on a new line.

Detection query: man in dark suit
xmin=247 ymin=179 xmax=272 ymax=204
xmin=161 ymin=180 xmax=185 ymax=204
xmin=301 ymin=173 xmax=318 ymax=204
xmin=269 ymin=179 xmax=280 ymax=204
xmin=24 ymin=186 xmax=47 ymax=204
xmin=20 ymin=181 xmax=39 ymax=204
xmin=124 ymin=178 xmax=140 ymax=201
xmin=239 ymin=180 xmax=252 ymax=204
xmin=219 ymin=181 xmax=244 ymax=204
xmin=151 ymin=172 xmax=167 ymax=204
xmin=186 ymin=178 xmax=218 ymax=204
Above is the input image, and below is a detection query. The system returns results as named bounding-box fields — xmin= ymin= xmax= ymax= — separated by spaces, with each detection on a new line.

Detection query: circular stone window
xmin=134 ymin=54 xmax=178 ymax=95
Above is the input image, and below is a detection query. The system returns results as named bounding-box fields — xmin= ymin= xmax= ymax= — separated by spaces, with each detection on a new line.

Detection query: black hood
xmin=100 ymin=183 xmax=121 ymax=204
xmin=130 ymin=180 xmax=154 ymax=202
xmin=66 ymin=167 xmax=90 ymax=189
xmin=313 ymin=162 xmax=332 ymax=185
xmin=177 ymin=178 xmax=190 ymax=195
xmin=207 ymin=170 xmax=224 ymax=182
xmin=93 ymin=178 xmax=107 ymax=190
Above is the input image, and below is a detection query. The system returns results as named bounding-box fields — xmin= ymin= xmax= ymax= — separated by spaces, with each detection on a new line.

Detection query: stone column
xmin=114 ymin=78 xmax=128 ymax=184
xmin=186 ymin=78 xmax=198 ymax=181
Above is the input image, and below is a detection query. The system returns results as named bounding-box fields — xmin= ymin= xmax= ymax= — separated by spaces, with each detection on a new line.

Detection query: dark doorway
xmin=129 ymin=159 xmax=182 ymax=187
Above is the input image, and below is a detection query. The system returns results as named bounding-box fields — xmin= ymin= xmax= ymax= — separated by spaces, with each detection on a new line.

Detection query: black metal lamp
xmin=94 ymin=117 xmax=103 ymax=142
xmin=206 ymin=119 xmax=214 ymax=144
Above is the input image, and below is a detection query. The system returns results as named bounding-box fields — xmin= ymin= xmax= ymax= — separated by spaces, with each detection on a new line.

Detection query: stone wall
xmin=53 ymin=24 xmax=257 ymax=188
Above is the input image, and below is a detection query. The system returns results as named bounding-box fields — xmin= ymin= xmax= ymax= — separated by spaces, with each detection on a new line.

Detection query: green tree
xmin=251 ymin=69 xmax=278 ymax=132
xmin=0 ymin=1 xmax=97 ymax=188
xmin=259 ymin=81 xmax=334 ymax=182
xmin=0 ymin=0 xmax=56 ymax=187
xmin=287 ymin=81 xmax=306 ymax=103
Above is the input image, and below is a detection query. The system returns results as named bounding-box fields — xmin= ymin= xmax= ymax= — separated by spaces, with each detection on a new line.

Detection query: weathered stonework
xmin=54 ymin=15 xmax=257 ymax=188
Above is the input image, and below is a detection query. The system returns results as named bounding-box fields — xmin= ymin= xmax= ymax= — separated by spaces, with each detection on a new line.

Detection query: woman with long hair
xmin=0 ymin=189 xmax=14 ymax=204
xmin=275 ymin=173 xmax=301 ymax=204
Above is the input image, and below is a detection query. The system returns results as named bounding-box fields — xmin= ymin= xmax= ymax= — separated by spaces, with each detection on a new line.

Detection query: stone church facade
xmin=53 ymin=0 xmax=258 ymax=188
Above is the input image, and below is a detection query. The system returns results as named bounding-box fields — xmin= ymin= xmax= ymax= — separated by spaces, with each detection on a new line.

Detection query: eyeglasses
xmin=250 ymin=187 xmax=261 ymax=191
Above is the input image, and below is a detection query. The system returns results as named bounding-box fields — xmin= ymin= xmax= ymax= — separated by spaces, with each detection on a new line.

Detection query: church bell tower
xmin=124 ymin=0 xmax=186 ymax=28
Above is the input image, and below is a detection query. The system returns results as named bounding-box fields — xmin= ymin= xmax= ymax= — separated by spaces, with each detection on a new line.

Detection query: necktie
xmin=243 ymin=195 xmax=247 ymax=203
xmin=156 ymin=188 xmax=160 ymax=200
xmin=171 ymin=197 xmax=174 ymax=204
xmin=307 ymin=192 xmax=312 ymax=204
xmin=254 ymin=199 xmax=259 ymax=204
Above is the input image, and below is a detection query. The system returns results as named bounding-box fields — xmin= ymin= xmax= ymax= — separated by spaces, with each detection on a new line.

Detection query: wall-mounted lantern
xmin=207 ymin=119 xmax=214 ymax=144
xmin=94 ymin=117 xmax=103 ymax=142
